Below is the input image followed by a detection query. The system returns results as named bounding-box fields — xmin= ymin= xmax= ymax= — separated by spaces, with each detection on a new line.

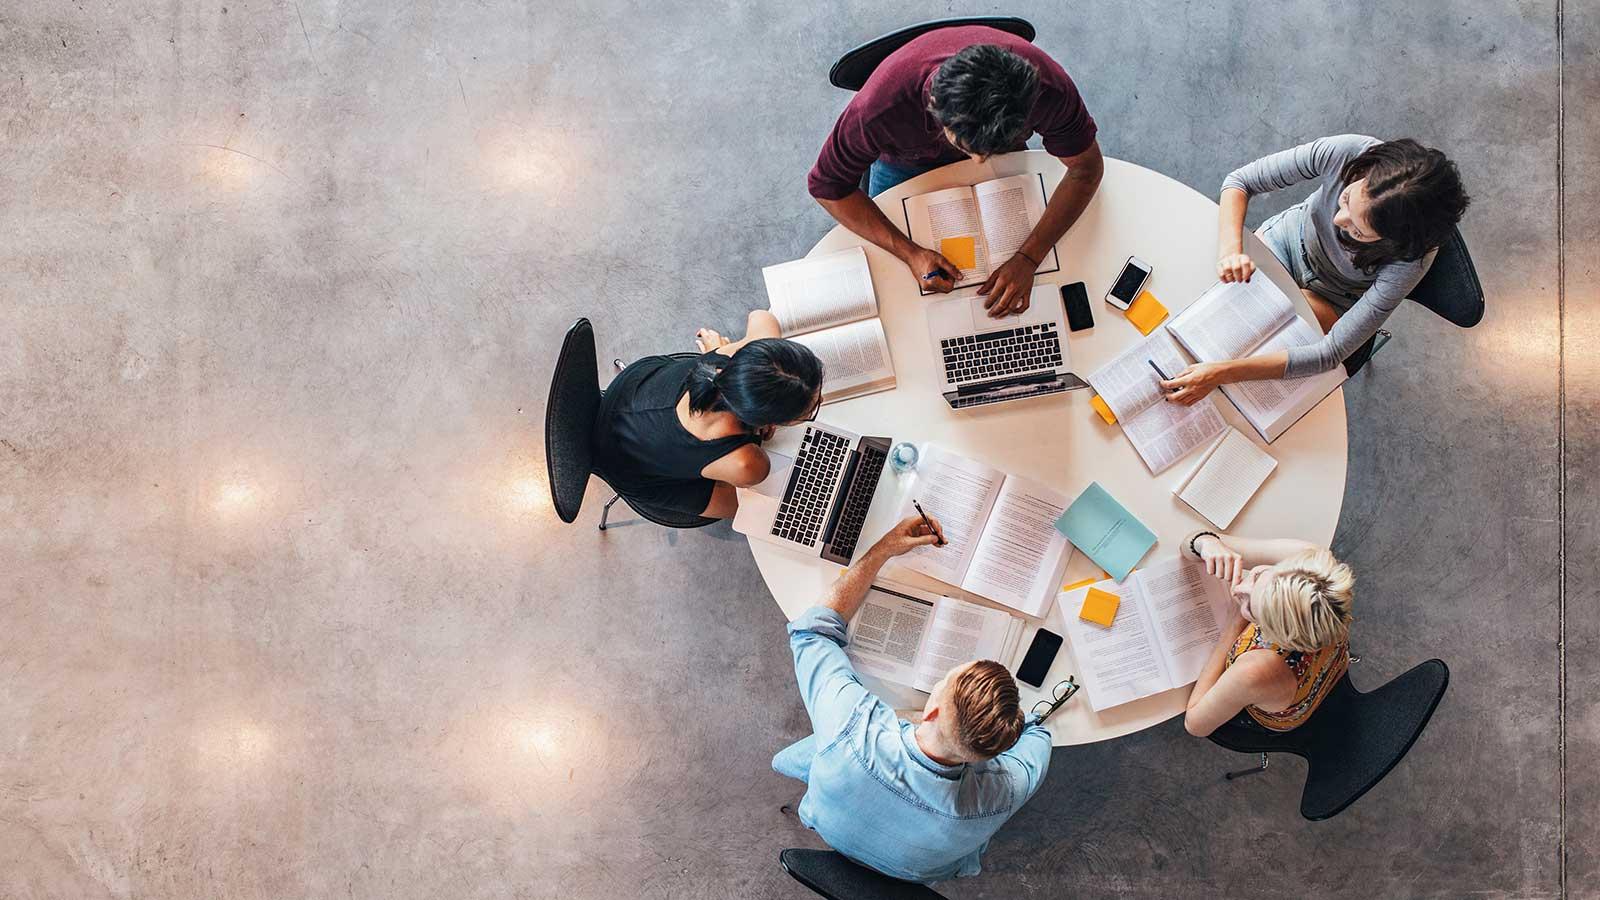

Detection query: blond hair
xmin=951 ymin=660 xmax=1025 ymax=759
xmin=1253 ymin=549 xmax=1355 ymax=653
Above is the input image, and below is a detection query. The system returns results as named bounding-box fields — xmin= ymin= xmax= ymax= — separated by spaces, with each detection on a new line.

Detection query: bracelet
xmin=1189 ymin=531 xmax=1220 ymax=558
xmin=1016 ymin=248 xmax=1041 ymax=267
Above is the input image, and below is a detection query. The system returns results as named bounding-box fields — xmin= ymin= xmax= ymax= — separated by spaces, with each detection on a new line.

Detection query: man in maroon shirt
xmin=808 ymin=27 xmax=1103 ymax=316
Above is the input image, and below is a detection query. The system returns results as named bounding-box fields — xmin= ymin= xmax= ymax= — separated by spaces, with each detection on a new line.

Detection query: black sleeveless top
xmin=592 ymin=352 xmax=758 ymax=513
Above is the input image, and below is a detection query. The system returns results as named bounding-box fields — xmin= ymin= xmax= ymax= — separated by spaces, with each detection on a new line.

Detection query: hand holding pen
xmin=912 ymin=500 xmax=947 ymax=547
xmin=907 ymin=245 xmax=961 ymax=293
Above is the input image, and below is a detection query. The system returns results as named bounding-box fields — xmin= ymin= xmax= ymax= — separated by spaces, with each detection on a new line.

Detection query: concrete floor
xmin=1 ymin=1 xmax=1594 ymax=897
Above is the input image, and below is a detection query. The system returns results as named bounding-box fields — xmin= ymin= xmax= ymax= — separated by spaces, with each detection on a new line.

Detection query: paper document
xmin=1084 ymin=330 xmax=1226 ymax=473
xmin=1172 ymin=427 xmax=1278 ymax=529
xmin=761 ymin=246 xmax=897 ymax=403
xmin=846 ymin=582 xmax=1026 ymax=693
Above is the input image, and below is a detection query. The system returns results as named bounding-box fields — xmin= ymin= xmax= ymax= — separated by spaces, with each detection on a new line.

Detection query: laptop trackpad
xmin=750 ymin=451 xmax=793 ymax=499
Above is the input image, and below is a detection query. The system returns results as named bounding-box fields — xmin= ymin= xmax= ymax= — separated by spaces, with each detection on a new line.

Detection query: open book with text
xmin=846 ymin=581 xmax=1026 ymax=693
xmin=901 ymin=173 xmax=1061 ymax=294
xmin=1085 ymin=329 xmax=1227 ymax=473
xmin=762 ymin=246 xmax=895 ymax=403
xmin=886 ymin=445 xmax=1074 ymax=618
xmin=1171 ymin=426 xmax=1278 ymax=529
xmin=1166 ymin=279 xmax=1348 ymax=442
xmin=1059 ymin=556 xmax=1234 ymax=712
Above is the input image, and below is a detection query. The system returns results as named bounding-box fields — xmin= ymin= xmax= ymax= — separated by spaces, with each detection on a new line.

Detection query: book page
xmin=1086 ymin=329 xmax=1191 ymax=423
xmin=1135 ymin=556 xmax=1234 ymax=687
xmin=890 ymin=446 xmax=1004 ymax=588
xmin=974 ymin=173 xmax=1059 ymax=274
xmin=903 ymin=186 xmax=989 ymax=289
xmin=1176 ymin=428 xmax=1277 ymax=529
xmin=761 ymin=246 xmax=878 ymax=336
xmin=1220 ymin=317 xmax=1347 ymax=442
xmin=1168 ymin=279 xmax=1297 ymax=362
xmin=1058 ymin=581 xmax=1173 ymax=712
xmin=788 ymin=318 xmax=895 ymax=403
xmin=846 ymin=585 xmax=935 ymax=688
xmin=962 ymin=475 xmax=1072 ymax=617
xmin=1122 ymin=396 xmax=1227 ymax=475
xmin=911 ymin=596 xmax=1019 ymax=692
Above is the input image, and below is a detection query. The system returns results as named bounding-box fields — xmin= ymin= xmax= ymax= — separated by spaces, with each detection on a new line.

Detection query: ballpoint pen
xmin=912 ymin=499 xmax=945 ymax=546
xmin=1147 ymin=358 xmax=1174 ymax=389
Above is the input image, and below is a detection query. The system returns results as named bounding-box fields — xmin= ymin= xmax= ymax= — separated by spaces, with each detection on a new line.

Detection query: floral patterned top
xmin=1225 ymin=622 xmax=1349 ymax=731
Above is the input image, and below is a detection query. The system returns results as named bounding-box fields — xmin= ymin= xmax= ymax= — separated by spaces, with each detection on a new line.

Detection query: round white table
xmin=751 ymin=151 xmax=1348 ymax=746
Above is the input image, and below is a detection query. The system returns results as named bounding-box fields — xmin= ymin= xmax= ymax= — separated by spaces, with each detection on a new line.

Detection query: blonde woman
xmin=1183 ymin=531 xmax=1354 ymax=736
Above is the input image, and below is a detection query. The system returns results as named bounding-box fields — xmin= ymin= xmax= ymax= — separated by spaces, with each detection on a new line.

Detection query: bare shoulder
xmin=707 ymin=444 xmax=770 ymax=486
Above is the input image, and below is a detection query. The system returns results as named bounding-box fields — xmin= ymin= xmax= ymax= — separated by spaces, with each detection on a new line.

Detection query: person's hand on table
xmin=978 ymin=253 xmax=1037 ymax=317
xmin=1194 ymin=534 xmax=1244 ymax=586
xmin=872 ymin=514 xmax=945 ymax=558
xmin=1159 ymin=363 xmax=1226 ymax=405
xmin=903 ymin=245 xmax=961 ymax=294
xmin=1217 ymin=252 xmax=1256 ymax=284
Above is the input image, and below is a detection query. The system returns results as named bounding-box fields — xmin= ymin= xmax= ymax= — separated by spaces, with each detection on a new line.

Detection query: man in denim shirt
xmin=773 ymin=515 xmax=1053 ymax=883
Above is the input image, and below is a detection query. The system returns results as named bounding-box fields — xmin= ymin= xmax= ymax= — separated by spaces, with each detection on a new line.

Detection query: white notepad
xmin=1171 ymin=427 xmax=1278 ymax=529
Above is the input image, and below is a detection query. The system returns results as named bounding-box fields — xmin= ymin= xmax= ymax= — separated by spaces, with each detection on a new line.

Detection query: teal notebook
xmin=1054 ymin=482 xmax=1156 ymax=581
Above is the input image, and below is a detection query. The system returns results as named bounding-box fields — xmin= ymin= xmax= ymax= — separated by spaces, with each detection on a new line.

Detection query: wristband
xmin=1189 ymin=531 xmax=1220 ymax=558
xmin=1016 ymin=248 xmax=1041 ymax=267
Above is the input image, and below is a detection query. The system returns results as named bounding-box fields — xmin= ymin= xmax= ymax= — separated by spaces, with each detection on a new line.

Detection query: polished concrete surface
xmin=0 ymin=2 xmax=1592 ymax=898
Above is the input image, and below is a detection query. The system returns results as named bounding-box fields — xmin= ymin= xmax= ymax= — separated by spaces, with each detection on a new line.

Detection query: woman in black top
xmin=594 ymin=311 xmax=824 ymax=519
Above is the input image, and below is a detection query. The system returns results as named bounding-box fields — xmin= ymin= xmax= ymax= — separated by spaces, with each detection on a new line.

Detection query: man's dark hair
xmin=928 ymin=45 xmax=1040 ymax=157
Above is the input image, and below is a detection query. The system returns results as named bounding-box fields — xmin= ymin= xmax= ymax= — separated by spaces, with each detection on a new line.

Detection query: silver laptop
xmin=732 ymin=423 xmax=891 ymax=565
xmin=926 ymin=285 xmax=1087 ymax=409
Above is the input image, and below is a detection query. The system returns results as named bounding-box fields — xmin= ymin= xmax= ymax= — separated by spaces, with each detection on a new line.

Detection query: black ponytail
xmin=687 ymin=339 xmax=823 ymax=428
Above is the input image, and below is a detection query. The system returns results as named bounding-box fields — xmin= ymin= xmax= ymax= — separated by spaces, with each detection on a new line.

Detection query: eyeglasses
xmin=1030 ymin=677 xmax=1081 ymax=722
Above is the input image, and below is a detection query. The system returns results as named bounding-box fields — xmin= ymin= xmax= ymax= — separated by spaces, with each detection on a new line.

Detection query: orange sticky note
xmin=939 ymin=235 xmax=977 ymax=270
xmin=1125 ymin=290 xmax=1169 ymax=335
xmin=1090 ymin=394 xmax=1117 ymax=425
xmin=1079 ymin=587 xmax=1121 ymax=627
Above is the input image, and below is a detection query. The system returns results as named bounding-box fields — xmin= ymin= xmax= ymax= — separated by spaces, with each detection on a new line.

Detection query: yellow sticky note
xmin=1090 ymin=394 xmax=1117 ymax=425
xmin=1061 ymin=570 xmax=1113 ymax=592
xmin=939 ymin=235 xmax=977 ymax=270
xmin=1125 ymin=290 xmax=1169 ymax=335
xmin=1079 ymin=587 xmax=1121 ymax=628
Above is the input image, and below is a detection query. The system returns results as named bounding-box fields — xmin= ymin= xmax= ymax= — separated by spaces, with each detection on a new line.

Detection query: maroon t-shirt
xmin=807 ymin=26 xmax=1098 ymax=201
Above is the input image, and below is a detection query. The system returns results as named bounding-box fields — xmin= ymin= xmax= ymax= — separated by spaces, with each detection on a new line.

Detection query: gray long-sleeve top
xmin=1221 ymin=134 xmax=1430 ymax=378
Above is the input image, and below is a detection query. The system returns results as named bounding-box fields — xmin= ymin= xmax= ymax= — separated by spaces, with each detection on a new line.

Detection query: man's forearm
xmin=819 ymin=544 xmax=892 ymax=620
xmin=1018 ymin=158 xmax=1102 ymax=263
xmin=817 ymin=191 xmax=919 ymax=262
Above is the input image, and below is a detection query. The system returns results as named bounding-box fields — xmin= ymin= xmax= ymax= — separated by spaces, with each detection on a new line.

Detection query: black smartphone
xmin=1060 ymin=282 xmax=1094 ymax=332
xmin=1015 ymin=628 xmax=1064 ymax=688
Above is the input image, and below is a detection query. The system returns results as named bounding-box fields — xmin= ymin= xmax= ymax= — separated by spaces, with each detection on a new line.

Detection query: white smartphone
xmin=1104 ymin=256 xmax=1152 ymax=310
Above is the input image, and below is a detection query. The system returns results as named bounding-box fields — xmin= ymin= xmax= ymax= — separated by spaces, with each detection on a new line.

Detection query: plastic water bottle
xmin=889 ymin=441 xmax=919 ymax=474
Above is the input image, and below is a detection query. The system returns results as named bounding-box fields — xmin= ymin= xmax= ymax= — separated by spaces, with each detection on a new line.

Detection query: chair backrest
xmin=829 ymin=17 xmax=1036 ymax=91
xmin=1408 ymin=226 xmax=1484 ymax=327
xmin=1207 ymin=659 xmax=1450 ymax=820
xmin=544 ymin=318 xmax=602 ymax=523
xmin=779 ymin=850 xmax=948 ymax=900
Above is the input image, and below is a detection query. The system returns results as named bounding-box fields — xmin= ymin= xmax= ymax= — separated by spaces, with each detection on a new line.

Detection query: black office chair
xmin=1343 ymin=227 xmax=1484 ymax=376
xmin=543 ymin=319 xmax=717 ymax=531
xmin=828 ymin=17 xmax=1036 ymax=91
xmin=1208 ymin=658 xmax=1449 ymax=820
xmin=780 ymin=849 xmax=947 ymax=900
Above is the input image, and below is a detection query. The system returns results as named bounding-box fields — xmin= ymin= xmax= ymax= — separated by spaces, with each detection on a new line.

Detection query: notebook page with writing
xmin=762 ymin=246 xmax=878 ymax=336
xmin=962 ymin=475 xmax=1073 ymax=618
xmin=1168 ymin=278 xmax=1297 ymax=362
xmin=845 ymin=586 xmax=934 ymax=687
xmin=903 ymin=186 xmax=990 ymax=290
xmin=788 ymin=317 xmax=895 ymax=403
xmin=891 ymin=446 xmax=1004 ymax=587
xmin=1058 ymin=581 xmax=1174 ymax=712
xmin=974 ymin=173 xmax=1060 ymax=275
xmin=1134 ymin=556 xmax=1234 ymax=686
xmin=1174 ymin=427 xmax=1278 ymax=529
xmin=911 ymin=597 xmax=1020 ymax=692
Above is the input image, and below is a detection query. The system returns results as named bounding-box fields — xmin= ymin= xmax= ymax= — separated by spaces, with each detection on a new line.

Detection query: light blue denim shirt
xmin=784 ymin=605 xmax=1053 ymax=883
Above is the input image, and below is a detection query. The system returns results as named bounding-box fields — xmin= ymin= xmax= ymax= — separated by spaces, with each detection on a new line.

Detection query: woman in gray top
xmin=1163 ymin=135 xmax=1470 ymax=402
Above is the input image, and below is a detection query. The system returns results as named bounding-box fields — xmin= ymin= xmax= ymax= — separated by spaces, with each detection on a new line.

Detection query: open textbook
xmin=761 ymin=246 xmax=895 ymax=403
xmin=1166 ymin=279 xmax=1348 ymax=442
xmin=1059 ymin=556 xmax=1234 ymax=712
xmin=901 ymin=173 xmax=1061 ymax=294
xmin=1085 ymin=329 xmax=1227 ymax=473
xmin=886 ymin=445 xmax=1073 ymax=618
xmin=1171 ymin=427 xmax=1278 ymax=530
xmin=846 ymin=581 xmax=1026 ymax=693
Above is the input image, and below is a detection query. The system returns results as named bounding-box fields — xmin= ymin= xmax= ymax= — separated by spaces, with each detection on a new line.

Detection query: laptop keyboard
xmin=772 ymin=428 xmax=850 ymax=546
xmin=821 ymin=441 xmax=888 ymax=563
xmin=941 ymin=323 xmax=1062 ymax=384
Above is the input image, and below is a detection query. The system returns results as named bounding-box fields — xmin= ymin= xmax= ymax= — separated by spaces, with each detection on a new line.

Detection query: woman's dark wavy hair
xmin=685 ymin=339 xmax=823 ymax=430
xmin=1338 ymin=139 xmax=1470 ymax=273
xmin=928 ymin=44 xmax=1040 ymax=157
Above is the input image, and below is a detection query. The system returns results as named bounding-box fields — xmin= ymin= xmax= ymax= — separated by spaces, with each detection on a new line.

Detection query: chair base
xmin=598 ymin=494 xmax=621 ymax=531
xmin=1225 ymin=753 xmax=1270 ymax=781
